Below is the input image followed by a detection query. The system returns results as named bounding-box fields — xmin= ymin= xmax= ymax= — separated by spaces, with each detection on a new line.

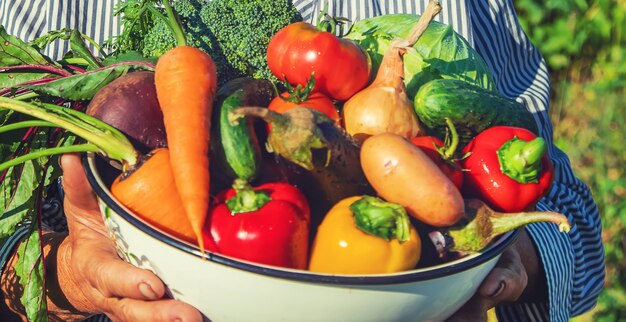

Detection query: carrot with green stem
xmin=1 ymin=1 xmax=219 ymax=252
xmin=0 ymin=97 xmax=202 ymax=246
xmin=153 ymin=1 xmax=218 ymax=253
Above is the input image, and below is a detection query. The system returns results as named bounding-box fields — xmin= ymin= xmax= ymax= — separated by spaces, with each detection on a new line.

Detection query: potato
xmin=360 ymin=133 xmax=465 ymax=227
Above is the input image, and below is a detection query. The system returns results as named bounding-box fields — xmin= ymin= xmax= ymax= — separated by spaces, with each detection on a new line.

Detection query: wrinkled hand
xmin=446 ymin=229 xmax=541 ymax=322
xmin=54 ymin=154 xmax=203 ymax=321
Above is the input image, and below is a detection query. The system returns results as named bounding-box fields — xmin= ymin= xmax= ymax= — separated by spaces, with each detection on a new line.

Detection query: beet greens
xmin=1 ymin=24 xmax=154 ymax=322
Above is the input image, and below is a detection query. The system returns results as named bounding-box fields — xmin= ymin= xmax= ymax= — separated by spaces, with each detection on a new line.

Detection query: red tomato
xmin=266 ymin=22 xmax=371 ymax=102
xmin=269 ymin=91 xmax=340 ymax=123
xmin=410 ymin=136 xmax=464 ymax=189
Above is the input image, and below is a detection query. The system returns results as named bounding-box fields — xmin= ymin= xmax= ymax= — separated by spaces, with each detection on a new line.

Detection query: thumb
xmin=60 ymin=153 xmax=98 ymax=210
xmin=59 ymin=154 xmax=107 ymax=235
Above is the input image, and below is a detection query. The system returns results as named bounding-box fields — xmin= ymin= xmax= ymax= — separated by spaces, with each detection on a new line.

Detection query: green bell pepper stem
xmin=497 ymin=136 xmax=547 ymax=183
xmin=350 ymin=196 xmax=411 ymax=243
xmin=438 ymin=117 xmax=460 ymax=161
xmin=226 ymin=178 xmax=271 ymax=213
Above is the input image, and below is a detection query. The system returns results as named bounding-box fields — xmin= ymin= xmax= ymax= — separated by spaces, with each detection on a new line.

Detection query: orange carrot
xmin=0 ymin=98 xmax=205 ymax=247
xmin=145 ymin=1 xmax=218 ymax=252
xmin=154 ymin=45 xmax=217 ymax=252
xmin=111 ymin=148 xmax=196 ymax=243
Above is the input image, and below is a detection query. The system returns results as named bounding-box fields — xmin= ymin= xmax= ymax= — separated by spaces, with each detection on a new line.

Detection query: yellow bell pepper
xmin=308 ymin=196 xmax=421 ymax=274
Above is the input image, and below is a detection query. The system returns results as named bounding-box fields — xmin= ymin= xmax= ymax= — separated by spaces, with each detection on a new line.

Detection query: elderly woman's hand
xmin=55 ymin=154 xmax=204 ymax=321
xmin=446 ymin=229 xmax=545 ymax=321
xmin=1 ymin=154 xmax=203 ymax=322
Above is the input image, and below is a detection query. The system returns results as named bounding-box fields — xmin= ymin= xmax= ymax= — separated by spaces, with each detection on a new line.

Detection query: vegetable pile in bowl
xmin=84 ymin=151 xmax=522 ymax=322
xmin=0 ymin=0 xmax=572 ymax=321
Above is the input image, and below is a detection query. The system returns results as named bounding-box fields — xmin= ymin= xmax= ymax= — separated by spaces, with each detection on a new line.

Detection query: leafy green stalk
xmin=68 ymin=30 xmax=103 ymax=69
xmin=18 ymin=62 xmax=153 ymax=101
xmin=160 ymin=1 xmax=187 ymax=46
xmin=0 ymin=97 xmax=138 ymax=167
xmin=1 ymin=27 xmax=55 ymax=88
xmin=1 ymin=15 xmax=153 ymax=322
xmin=0 ymin=96 xmax=138 ymax=322
xmin=0 ymin=144 xmax=100 ymax=172
xmin=0 ymin=121 xmax=55 ymax=134
xmin=30 ymin=28 xmax=107 ymax=59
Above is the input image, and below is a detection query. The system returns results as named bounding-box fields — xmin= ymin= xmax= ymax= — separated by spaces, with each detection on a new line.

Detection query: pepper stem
xmin=350 ymin=196 xmax=411 ymax=242
xmin=225 ymin=178 xmax=271 ymax=213
xmin=437 ymin=117 xmax=461 ymax=161
xmin=498 ymin=136 xmax=547 ymax=183
xmin=435 ymin=199 xmax=570 ymax=256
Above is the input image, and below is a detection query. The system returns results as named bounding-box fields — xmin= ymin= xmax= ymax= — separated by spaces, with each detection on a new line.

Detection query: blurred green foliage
xmin=515 ymin=0 xmax=626 ymax=320
xmin=516 ymin=0 xmax=626 ymax=87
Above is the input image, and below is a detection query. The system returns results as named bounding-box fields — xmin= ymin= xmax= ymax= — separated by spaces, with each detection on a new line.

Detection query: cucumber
xmin=413 ymin=79 xmax=539 ymax=145
xmin=212 ymin=78 xmax=275 ymax=182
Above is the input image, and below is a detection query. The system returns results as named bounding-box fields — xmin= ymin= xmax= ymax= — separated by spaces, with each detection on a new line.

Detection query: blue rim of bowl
xmin=83 ymin=152 xmax=520 ymax=285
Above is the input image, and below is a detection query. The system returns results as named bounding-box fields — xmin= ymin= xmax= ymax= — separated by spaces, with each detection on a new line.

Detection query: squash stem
xmin=229 ymin=106 xmax=331 ymax=170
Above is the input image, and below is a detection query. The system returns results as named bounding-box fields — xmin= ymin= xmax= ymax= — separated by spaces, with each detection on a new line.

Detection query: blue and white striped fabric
xmin=0 ymin=0 xmax=121 ymax=59
xmin=0 ymin=1 xmax=604 ymax=321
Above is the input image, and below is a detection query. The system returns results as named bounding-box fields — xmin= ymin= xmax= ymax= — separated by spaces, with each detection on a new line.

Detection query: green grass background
xmin=514 ymin=0 xmax=626 ymax=320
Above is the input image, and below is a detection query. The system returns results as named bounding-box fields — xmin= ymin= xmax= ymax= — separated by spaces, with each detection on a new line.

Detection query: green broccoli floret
xmin=119 ymin=0 xmax=302 ymax=85
xmin=198 ymin=0 xmax=303 ymax=81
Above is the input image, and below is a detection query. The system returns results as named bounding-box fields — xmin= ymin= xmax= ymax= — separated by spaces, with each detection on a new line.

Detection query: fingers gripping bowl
xmin=83 ymin=152 xmax=519 ymax=322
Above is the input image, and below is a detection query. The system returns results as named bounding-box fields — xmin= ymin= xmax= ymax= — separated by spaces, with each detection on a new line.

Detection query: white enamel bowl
xmin=83 ymin=152 xmax=518 ymax=322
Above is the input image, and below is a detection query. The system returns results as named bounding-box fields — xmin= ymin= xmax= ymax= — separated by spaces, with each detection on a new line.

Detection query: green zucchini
xmin=212 ymin=78 xmax=275 ymax=181
xmin=413 ymin=79 xmax=539 ymax=145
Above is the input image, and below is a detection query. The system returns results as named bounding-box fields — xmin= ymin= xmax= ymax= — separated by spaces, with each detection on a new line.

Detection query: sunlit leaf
xmin=15 ymin=227 xmax=48 ymax=322
xmin=345 ymin=14 xmax=495 ymax=98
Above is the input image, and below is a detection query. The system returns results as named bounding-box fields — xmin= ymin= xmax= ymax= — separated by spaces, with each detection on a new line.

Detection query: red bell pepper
xmin=204 ymin=179 xmax=310 ymax=269
xmin=410 ymin=118 xmax=464 ymax=189
xmin=461 ymin=126 xmax=554 ymax=213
